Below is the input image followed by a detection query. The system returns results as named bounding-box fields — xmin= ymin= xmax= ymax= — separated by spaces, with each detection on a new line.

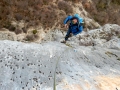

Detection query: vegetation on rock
xmin=0 ymin=0 xmax=120 ymax=35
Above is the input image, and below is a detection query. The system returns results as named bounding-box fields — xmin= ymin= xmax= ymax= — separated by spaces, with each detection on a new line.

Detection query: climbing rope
xmin=53 ymin=45 xmax=73 ymax=90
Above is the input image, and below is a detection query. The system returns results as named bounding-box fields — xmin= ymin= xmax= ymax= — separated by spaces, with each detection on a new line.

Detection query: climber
xmin=61 ymin=14 xmax=84 ymax=43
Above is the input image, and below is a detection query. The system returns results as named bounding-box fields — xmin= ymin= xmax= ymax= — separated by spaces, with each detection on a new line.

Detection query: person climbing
xmin=61 ymin=14 xmax=84 ymax=43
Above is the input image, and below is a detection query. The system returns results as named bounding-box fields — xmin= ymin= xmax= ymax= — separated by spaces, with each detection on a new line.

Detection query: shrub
xmin=15 ymin=13 xmax=24 ymax=21
xmin=9 ymin=26 xmax=16 ymax=31
xmin=58 ymin=1 xmax=73 ymax=14
xmin=22 ymin=27 xmax=27 ymax=33
xmin=96 ymin=1 xmax=107 ymax=11
xmin=39 ymin=6 xmax=58 ymax=28
xmin=25 ymin=34 xmax=39 ymax=41
xmin=15 ymin=29 xmax=22 ymax=34
xmin=3 ymin=21 xmax=11 ymax=29
xmin=118 ymin=35 xmax=120 ymax=38
xmin=112 ymin=0 xmax=120 ymax=5
xmin=32 ymin=30 xmax=38 ymax=34
xmin=65 ymin=0 xmax=79 ymax=3
xmin=26 ymin=35 xmax=35 ymax=41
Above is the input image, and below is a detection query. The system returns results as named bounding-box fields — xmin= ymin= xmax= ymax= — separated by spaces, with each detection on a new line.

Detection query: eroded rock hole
xmin=12 ymin=72 xmax=15 ymax=74
xmin=14 ymin=56 xmax=17 ymax=59
xmin=33 ymin=78 xmax=38 ymax=82
xmin=27 ymin=64 xmax=30 ymax=66
xmin=10 ymin=67 xmax=12 ymax=69
xmin=16 ymin=65 xmax=19 ymax=69
xmin=34 ymin=71 xmax=36 ymax=73
xmin=39 ymin=71 xmax=41 ymax=73
xmin=26 ymin=82 xmax=29 ymax=87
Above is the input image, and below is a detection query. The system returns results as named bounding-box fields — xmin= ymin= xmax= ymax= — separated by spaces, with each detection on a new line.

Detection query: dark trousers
xmin=65 ymin=28 xmax=72 ymax=41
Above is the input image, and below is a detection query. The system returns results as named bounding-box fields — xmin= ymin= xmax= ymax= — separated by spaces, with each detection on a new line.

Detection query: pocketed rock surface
xmin=0 ymin=40 xmax=120 ymax=90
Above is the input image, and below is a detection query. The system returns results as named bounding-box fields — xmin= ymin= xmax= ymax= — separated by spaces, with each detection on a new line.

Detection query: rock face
xmin=0 ymin=1 xmax=120 ymax=89
xmin=0 ymin=24 xmax=120 ymax=90
xmin=0 ymin=40 xmax=120 ymax=90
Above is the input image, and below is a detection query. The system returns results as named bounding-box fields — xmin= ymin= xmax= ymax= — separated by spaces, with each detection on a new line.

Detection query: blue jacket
xmin=64 ymin=15 xmax=83 ymax=35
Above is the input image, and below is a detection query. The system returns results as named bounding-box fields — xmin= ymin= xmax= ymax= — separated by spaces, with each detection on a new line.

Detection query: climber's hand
xmin=64 ymin=24 xmax=68 ymax=28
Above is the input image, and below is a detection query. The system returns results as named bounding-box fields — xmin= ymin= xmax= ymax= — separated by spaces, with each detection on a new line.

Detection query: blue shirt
xmin=64 ymin=15 xmax=83 ymax=35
